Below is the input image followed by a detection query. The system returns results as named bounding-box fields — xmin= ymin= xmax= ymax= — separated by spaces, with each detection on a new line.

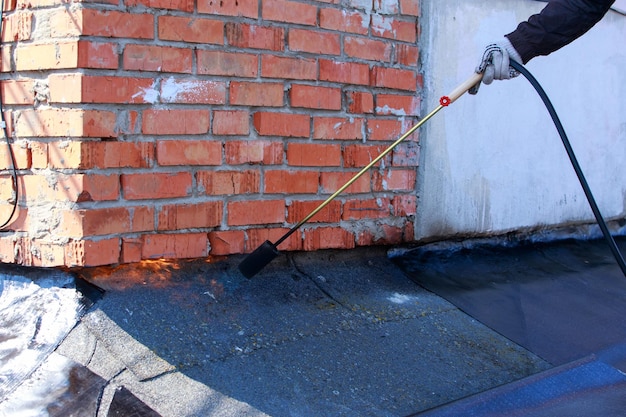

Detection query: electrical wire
xmin=0 ymin=0 xmax=18 ymax=230
xmin=510 ymin=59 xmax=626 ymax=277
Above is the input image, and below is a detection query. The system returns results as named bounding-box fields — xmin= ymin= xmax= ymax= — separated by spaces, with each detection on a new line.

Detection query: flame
xmin=74 ymin=256 xmax=225 ymax=291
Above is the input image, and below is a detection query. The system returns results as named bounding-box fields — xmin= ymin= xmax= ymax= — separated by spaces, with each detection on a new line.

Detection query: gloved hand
xmin=470 ymin=37 xmax=522 ymax=94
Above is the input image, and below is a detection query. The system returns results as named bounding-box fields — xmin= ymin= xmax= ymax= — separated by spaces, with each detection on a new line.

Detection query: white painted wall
xmin=416 ymin=0 xmax=626 ymax=240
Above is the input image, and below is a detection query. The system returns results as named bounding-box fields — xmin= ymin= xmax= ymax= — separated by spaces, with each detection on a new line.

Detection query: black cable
xmin=510 ymin=59 xmax=626 ymax=277
xmin=0 ymin=0 xmax=18 ymax=230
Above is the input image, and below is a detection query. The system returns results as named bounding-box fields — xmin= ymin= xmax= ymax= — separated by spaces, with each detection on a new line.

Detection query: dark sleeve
xmin=505 ymin=0 xmax=615 ymax=63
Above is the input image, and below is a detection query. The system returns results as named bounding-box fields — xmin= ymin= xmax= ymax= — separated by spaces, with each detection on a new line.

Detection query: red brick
xmin=319 ymin=7 xmax=368 ymax=35
xmin=15 ymin=42 xmax=78 ymax=71
xmin=356 ymin=224 xmax=405 ymax=246
xmin=261 ymin=55 xmax=317 ymax=81
xmin=287 ymin=143 xmax=341 ymax=167
xmin=253 ymin=112 xmax=310 ymax=137
xmin=371 ymin=66 xmax=417 ymax=91
xmin=403 ymin=221 xmax=415 ymax=242
xmin=208 ymin=230 xmax=245 ymax=255
xmin=367 ymin=118 xmax=406 ymax=141
xmin=2 ymin=0 xmax=15 ymax=12
xmin=227 ymin=199 xmax=285 ymax=226
xmin=0 ymin=80 xmax=33 ymax=105
xmin=31 ymin=240 xmax=69 ymax=267
xmin=344 ymin=36 xmax=392 ymax=62
xmin=127 ymin=0 xmax=194 ymax=12
xmin=1 ymin=10 xmax=32 ymax=42
xmin=157 ymin=140 xmax=222 ymax=166
xmin=302 ymin=227 xmax=355 ymax=250
xmin=313 ymin=117 xmax=365 ymax=140
xmin=29 ymin=142 xmax=47 ymax=169
xmin=320 ymin=171 xmax=371 ymax=193
xmin=391 ymin=141 xmax=419 ymax=166
xmin=0 ymin=236 xmax=16 ymax=264
xmin=0 ymin=142 xmax=29 ymax=170
xmin=225 ymin=140 xmax=283 ymax=165
xmin=84 ymin=110 xmax=118 ymax=138
xmin=320 ymin=59 xmax=369 ymax=86
xmin=56 ymin=174 xmax=120 ymax=202
xmin=246 ymin=227 xmax=302 ymax=252
xmin=343 ymin=144 xmax=389 ymax=168
xmin=226 ymin=23 xmax=284 ymax=51
xmin=122 ymin=172 xmax=193 ymax=200
xmin=262 ymin=0 xmax=317 ymax=25
xmin=15 ymin=240 xmax=55 ymax=267
xmin=158 ymin=15 xmax=223 ymax=44
xmin=49 ymin=74 xmax=155 ymax=104
xmin=65 ymin=238 xmax=121 ymax=267
xmin=48 ymin=8 xmax=81 ymax=37
xmin=78 ymin=41 xmax=119 ymax=69
xmin=157 ymin=201 xmax=223 ymax=230
xmin=124 ymin=44 xmax=192 ymax=73
xmin=371 ymin=14 xmax=417 ymax=42
xmin=393 ymin=194 xmax=417 ymax=216
xmin=82 ymin=9 xmax=154 ymax=39
xmin=287 ymin=200 xmax=341 ymax=223
xmin=396 ymin=43 xmax=419 ymax=66
xmin=197 ymin=170 xmax=260 ymax=195
xmin=400 ymin=0 xmax=419 ymax=16
xmin=160 ymin=78 xmax=226 ymax=104
xmin=0 ymin=176 xmax=16 ymax=202
xmin=264 ymin=170 xmax=319 ymax=194
xmin=0 ymin=207 xmax=25 ymax=234
xmin=230 ymin=82 xmax=284 ymax=107
xmin=1 ymin=46 xmax=12 ymax=72
xmin=46 ymin=141 xmax=82 ymax=169
xmin=343 ymin=198 xmax=391 ymax=220
xmin=48 ymin=141 xmax=153 ymax=169
xmin=61 ymin=206 xmax=153 ymax=237
xmin=18 ymin=175 xmax=54 ymax=203
xmin=290 ymin=85 xmax=341 ymax=110
xmin=0 ymin=111 xmax=14 ymax=145
xmin=121 ymin=238 xmax=142 ymax=263
xmin=197 ymin=50 xmax=258 ymax=78
xmin=142 ymin=109 xmax=209 ymax=135
xmin=373 ymin=168 xmax=416 ymax=191
xmin=141 ymin=233 xmax=208 ymax=259
xmin=213 ymin=111 xmax=250 ymax=136
xmin=16 ymin=109 xmax=116 ymax=138
xmin=197 ymin=0 xmax=258 ymax=18
xmin=288 ymin=29 xmax=340 ymax=55
xmin=376 ymin=94 xmax=420 ymax=116
xmin=16 ymin=11 xmax=32 ymax=40
xmin=347 ymin=91 xmax=374 ymax=114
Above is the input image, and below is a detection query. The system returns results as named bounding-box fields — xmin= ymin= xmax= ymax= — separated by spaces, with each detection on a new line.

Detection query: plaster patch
xmin=132 ymin=80 xmax=160 ymax=104
xmin=161 ymin=77 xmax=209 ymax=103
xmin=371 ymin=14 xmax=394 ymax=37
xmin=376 ymin=105 xmax=407 ymax=116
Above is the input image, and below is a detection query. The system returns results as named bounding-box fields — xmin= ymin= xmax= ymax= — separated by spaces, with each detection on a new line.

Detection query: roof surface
xmin=1 ymin=236 xmax=625 ymax=416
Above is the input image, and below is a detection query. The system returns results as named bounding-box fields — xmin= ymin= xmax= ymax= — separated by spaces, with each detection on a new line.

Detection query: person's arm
xmin=506 ymin=0 xmax=615 ymax=64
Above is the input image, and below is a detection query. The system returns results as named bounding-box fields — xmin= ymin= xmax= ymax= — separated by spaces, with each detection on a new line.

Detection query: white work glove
xmin=470 ymin=38 xmax=522 ymax=94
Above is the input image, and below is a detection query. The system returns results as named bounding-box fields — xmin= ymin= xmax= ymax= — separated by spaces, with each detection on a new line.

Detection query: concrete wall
xmin=416 ymin=0 xmax=626 ymax=241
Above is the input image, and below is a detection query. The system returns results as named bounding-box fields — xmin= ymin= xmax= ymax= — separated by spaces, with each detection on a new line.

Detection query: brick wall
xmin=0 ymin=0 xmax=420 ymax=267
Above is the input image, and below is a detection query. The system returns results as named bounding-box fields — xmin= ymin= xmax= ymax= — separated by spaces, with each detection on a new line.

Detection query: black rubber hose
xmin=509 ymin=59 xmax=626 ymax=277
